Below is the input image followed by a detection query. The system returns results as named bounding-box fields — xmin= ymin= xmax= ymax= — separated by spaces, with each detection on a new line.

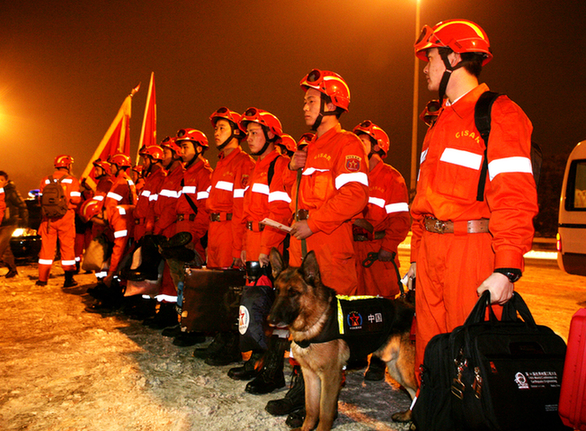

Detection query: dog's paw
xmin=391 ymin=408 xmax=413 ymax=423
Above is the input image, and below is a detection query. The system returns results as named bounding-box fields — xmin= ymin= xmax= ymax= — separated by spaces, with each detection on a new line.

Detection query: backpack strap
xmin=475 ymin=91 xmax=501 ymax=201
xmin=267 ymin=155 xmax=280 ymax=186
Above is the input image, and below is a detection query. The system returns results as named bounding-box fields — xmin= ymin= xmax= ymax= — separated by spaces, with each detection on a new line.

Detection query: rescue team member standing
xmin=37 ymin=155 xmax=82 ymax=287
xmin=103 ymin=154 xmax=137 ymax=211
xmin=289 ymin=69 xmax=369 ymax=296
xmin=196 ymin=107 xmax=255 ymax=366
xmin=352 ymin=121 xmax=410 ymax=299
xmin=0 ymin=171 xmax=27 ymax=278
xmin=175 ymin=129 xmax=213 ymax=264
xmin=408 ymin=20 xmax=539 ymax=386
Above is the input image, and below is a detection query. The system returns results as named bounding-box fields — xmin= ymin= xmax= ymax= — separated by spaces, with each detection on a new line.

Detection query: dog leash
xmin=295 ymin=168 xmax=307 ymax=258
xmin=362 ymin=251 xmax=405 ymax=296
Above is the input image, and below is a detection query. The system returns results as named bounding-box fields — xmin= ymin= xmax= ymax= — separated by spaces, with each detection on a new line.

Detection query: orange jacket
xmin=410 ymin=83 xmax=538 ymax=271
xmin=241 ymin=149 xmax=292 ymax=256
xmin=135 ymin=166 xmax=167 ymax=235
xmin=176 ymin=156 xmax=213 ymax=242
xmin=103 ymin=205 xmax=134 ymax=276
xmin=104 ymin=171 xmax=137 ymax=211
xmin=206 ymin=146 xmax=255 ymax=259
xmin=292 ymin=123 xmax=369 ymax=235
xmin=40 ymin=170 xmax=82 ymax=212
xmin=154 ymin=162 xmax=185 ymax=235
xmin=360 ymin=160 xmax=410 ymax=254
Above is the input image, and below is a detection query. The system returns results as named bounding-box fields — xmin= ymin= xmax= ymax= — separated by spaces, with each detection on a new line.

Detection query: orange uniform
xmin=102 ymin=205 xmax=134 ymax=277
xmin=289 ymin=124 xmax=369 ymax=295
xmin=38 ymin=171 xmax=82 ymax=282
xmin=410 ymin=83 xmax=539 ymax=380
xmin=242 ymin=149 xmax=292 ymax=260
xmin=154 ymin=163 xmax=184 ymax=237
xmin=104 ymin=172 xmax=137 ymax=211
xmin=176 ymin=156 xmax=212 ymax=262
xmin=133 ymin=166 xmax=166 ymax=241
xmin=353 ymin=161 xmax=410 ymax=298
xmin=206 ymin=146 xmax=255 ymax=268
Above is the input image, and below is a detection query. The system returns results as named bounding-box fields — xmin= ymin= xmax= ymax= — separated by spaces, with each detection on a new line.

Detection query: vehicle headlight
xmin=12 ymin=228 xmax=38 ymax=237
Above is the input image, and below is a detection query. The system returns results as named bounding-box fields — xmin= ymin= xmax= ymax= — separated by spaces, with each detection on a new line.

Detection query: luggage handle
xmin=465 ymin=291 xmax=537 ymax=329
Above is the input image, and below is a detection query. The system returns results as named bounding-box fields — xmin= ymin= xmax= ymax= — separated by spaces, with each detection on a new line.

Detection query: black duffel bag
xmin=414 ymin=291 xmax=568 ymax=431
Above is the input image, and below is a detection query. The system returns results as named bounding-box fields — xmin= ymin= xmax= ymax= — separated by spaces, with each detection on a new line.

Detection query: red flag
xmin=136 ymin=72 xmax=156 ymax=164
xmin=81 ymin=86 xmax=139 ymax=189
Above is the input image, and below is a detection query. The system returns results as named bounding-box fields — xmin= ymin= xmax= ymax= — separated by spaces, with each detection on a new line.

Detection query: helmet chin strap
xmin=217 ymin=124 xmax=239 ymax=152
xmin=438 ymin=52 xmax=465 ymax=103
xmin=251 ymin=128 xmax=276 ymax=156
xmin=310 ymin=95 xmax=337 ymax=131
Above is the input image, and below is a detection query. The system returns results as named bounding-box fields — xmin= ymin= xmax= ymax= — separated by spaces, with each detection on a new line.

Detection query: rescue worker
xmin=268 ymin=70 xmax=369 ymax=427
xmin=0 ymin=171 xmax=28 ymax=278
xmin=352 ymin=120 xmax=410 ymax=381
xmin=409 ymin=19 xmax=538 ymax=392
xmin=131 ymin=165 xmax=145 ymax=196
xmin=104 ymin=154 xmax=137 ymax=211
xmin=195 ymin=107 xmax=254 ymax=366
xmin=81 ymin=198 xmax=134 ymax=310
xmin=145 ymin=137 xmax=186 ymax=329
xmin=227 ymin=108 xmax=291 ymax=395
xmin=37 ymin=155 xmax=82 ymax=287
xmin=175 ymin=128 xmax=212 ymax=264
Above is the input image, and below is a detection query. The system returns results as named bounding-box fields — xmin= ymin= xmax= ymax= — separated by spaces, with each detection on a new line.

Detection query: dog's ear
xmin=269 ymin=247 xmax=286 ymax=278
xmin=301 ymin=250 xmax=321 ymax=285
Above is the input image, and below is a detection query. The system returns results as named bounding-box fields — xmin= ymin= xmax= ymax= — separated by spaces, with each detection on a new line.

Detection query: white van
xmin=557 ymin=140 xmax=586 ymax=275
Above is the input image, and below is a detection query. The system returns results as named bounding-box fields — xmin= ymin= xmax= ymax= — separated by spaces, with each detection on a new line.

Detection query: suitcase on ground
xmin=559 ymin=308 xmax=586 ymax=430
xmin=180 ymin=268 xmax=245 ymax=333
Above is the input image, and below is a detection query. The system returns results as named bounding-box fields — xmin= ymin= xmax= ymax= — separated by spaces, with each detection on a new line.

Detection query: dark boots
xmin=265 ymin=365 xmax=305 ymax=416
xmin=194 ymin=332 xmax=228 ymax=360
xmin=204 ymin=331 xmax=241 ymax=366
xmin=143 ymin=302 xmax=178 ymax=329
xmin=364 ymin=355 xmax=387 ymax=381
xmin=63 ymin=270 xmax=78 ymax=288
xmin=245 ymin=336 xmax=288 ymax=395
xmin=228 ymin=350 xmax=265 ymax=381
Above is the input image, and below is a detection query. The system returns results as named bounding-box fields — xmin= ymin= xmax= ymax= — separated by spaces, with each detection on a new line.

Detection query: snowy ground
xmin=0 ymin=264 xmax=414 ymax=431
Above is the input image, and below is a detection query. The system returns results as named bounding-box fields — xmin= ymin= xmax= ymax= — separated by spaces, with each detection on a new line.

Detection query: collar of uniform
xmin=448 ymin=83 xmax=490 ymax=116
xmin=314 ymin=122 xmax=342 ymax=147
xmin=218 ymin=145 xmax=242 ymax=163
xmin=185 ymin=155 xmax=205 ymax=172
xmin=256 ymin=148 xmax=280 ymax=168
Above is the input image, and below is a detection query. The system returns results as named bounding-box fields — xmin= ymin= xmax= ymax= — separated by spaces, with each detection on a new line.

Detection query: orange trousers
xmin=38 ymin=211 xmax=77 ymax=282
xmin=207 ymin=220 xmax=234 ymax=268
xmin=353 ymin=240 xmax=402 ymax=299
xmin=289 ymin=223 xmax=358 ymax=296
xmin=415 ymin=230 xmax=500 ymax=384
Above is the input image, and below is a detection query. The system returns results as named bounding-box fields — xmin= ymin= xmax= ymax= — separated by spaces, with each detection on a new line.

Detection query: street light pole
xmin=410 ymin=0 xmax=421 ymax=193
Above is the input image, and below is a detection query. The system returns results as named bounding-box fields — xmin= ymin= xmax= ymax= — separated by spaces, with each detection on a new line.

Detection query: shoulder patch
xmin=345 ymin=155 xmax=361 ymax=172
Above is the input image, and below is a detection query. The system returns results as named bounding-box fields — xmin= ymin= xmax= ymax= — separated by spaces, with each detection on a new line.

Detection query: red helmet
xmin=300 ymin=69 xmax=351 ymax=112
xmin=240 ymin=107 xmax=283 ymax=137
xmin=209 ymin=107 xmax=242 ymax=129
xmin=353 ymin=120 xmax=390 ymax=156
xmin=297 ymin=132 xmax=316 ymax=149
xmin=92 ymin=158 xmax=111 ymax=175
xmin=54 ymin=155 xmax=74 ymax=168
xmin=276 ymin=134 xmax=297 ymax=153
xmin=414 ymin=19 xmax=492 ymax=66
xmin=175 ymin=128 xmax=209 ymax=148
xmin=79 ymin=198 xmax=102 ymax=223
xmin=139 ymin=145 xmax=164 ymax=161
xmin=109 ymin=153 xmax=132 ymax=169
xmin=160 ymin=136 xmax=182 ymax=155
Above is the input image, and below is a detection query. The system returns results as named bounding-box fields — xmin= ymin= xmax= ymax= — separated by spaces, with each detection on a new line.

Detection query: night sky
xmin=1 ymin=0 xmax=585 ymax=194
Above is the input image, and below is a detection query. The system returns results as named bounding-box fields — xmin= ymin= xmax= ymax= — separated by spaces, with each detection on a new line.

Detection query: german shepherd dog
xmin=268 ymin=249 xmax=417 ymax=431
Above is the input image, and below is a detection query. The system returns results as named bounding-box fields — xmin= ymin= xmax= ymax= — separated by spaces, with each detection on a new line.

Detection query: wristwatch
xmin=494 ymin=268 xmax=522 ymax=283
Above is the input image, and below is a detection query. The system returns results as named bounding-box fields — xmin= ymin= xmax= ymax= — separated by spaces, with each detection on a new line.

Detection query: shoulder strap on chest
xmin=475 ymin=91 xmax=501 ymax=202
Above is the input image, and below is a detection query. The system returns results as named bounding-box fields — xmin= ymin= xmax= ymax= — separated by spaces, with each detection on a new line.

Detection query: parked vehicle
xmin=557 ymin=141 xmax=586 ymax=276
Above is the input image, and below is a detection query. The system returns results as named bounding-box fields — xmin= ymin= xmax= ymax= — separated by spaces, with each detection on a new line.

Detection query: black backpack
xmin=475 ymin=91 xmax=543 ymax=201
xmin=41 ymin=175 xmax=69 ymax=219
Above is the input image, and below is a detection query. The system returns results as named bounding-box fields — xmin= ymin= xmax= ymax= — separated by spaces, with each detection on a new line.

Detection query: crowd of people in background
xmin=2 ymin=18 xmax=538 ymax=429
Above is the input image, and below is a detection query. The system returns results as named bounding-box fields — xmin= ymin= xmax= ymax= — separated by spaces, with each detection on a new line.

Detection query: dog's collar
xmin=293 ymin=300 xmax=339 ymax=348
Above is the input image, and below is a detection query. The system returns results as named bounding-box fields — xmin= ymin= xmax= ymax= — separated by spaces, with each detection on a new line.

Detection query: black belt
xmin=210 ymin=212 xmax=232 ymax=222
xmin=353 ymin=231 xmax=386 ymax=242
xmin=247 ymin=221 xmax=265 ymax=231
xmin=177 ymin=213 xmax=196 ymax=222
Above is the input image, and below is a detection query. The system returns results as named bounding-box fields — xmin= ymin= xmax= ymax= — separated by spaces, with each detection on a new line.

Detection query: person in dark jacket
xmin=0 ymin=171 xmax=29 ymax=278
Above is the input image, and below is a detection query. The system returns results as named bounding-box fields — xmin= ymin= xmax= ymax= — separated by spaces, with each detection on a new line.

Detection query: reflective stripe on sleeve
xmin=61 ymin=178 xmax=73 ymax=184
xmin=70 ymin=191 xmax=81 ymax=197
xmin=149 ymin=194 xmax=158 ymax=201
xmin=141 ymin=190 xmax=151 ymax=197
xmin=114 ymin=230 xmax=128 ymax=238
xmin=160 ymin=189 xmax=181 ymax=198
xmin=183 ymin=186 xmax=196 ymax=194
xmin=197 ymin=191 xmax=209 ymax=200
xmin=234 ymin=187 xmax=247 ymax=198
xmin=107 ymin=191 xmax=123 ymax=201
xmin=488 ymin=157 xmax=533 ymax=181
xmin=94 ymin=195 xmax=104 ymax=201
xmin=269 ymin=191 xmax=292 ymax=204
xmin=252 ymin=183 xmax=270 ymax=195
xmin=420 ymin=148 xmax=428 ymax=165
xmin=303 ymin=167 xmax=329 ymax=176
xmin=440 ymin=148 xmax=482 ymax=170
xmin=335 ymin=172 xmax=368 ymax=190
xmin=215 ymin=181 xmax=234 ymax=192
xmin=368 ymin=197 xmax=385 ymax=208
xmin=386 ymin=202 xmax=409 ymax=214
xmin=117 ymin=207 xmax=126 ymax=215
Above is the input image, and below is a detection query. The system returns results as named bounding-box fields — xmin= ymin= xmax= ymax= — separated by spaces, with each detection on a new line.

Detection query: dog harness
xmin=294 ymin=295 xmax=396 ymax=359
